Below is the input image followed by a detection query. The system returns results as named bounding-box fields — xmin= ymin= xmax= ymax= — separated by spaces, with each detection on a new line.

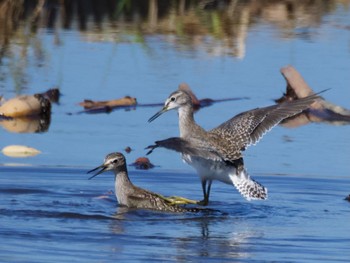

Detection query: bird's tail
xmin=229 ymin=168 xmax=268 ymax=201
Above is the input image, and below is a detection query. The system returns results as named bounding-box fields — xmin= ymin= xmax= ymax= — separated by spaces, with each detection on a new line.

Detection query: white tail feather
xmin=229 ymin=168 xmax=268 ymax=200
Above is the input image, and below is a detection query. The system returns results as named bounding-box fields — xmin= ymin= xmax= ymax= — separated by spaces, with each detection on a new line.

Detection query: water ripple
xmin=0 ymin=208 xmax=113 ymax=220
xmin=0 ymin=187 xmax=53 ymax=195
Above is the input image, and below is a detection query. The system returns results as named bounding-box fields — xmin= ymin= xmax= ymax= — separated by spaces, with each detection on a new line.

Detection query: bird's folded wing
xmin=128 ymin=194 xmax=146 ymax=202
xmin=128 ymin=188 xmax=158 ymax=202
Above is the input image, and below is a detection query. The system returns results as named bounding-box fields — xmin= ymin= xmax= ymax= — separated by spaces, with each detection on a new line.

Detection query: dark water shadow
xmin=73 ymin=97 xmax=249 ymax=115
xmin=0 ymin=208 xmax=114 ymax=220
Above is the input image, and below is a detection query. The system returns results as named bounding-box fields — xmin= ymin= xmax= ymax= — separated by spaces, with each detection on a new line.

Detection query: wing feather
xmin=146 ymin=137 xmax=224 ymax=162
xmin=147 ymin=93 xmax=321 ymax=164
xmin=210 ymin=93 xmax=320 ymax=160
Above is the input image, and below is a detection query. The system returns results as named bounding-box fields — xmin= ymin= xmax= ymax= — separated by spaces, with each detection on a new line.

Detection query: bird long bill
xmin=87 ymin=164 xmax=107 ymax=180
xmin=148 ymin=107 xmax=167 ymax=122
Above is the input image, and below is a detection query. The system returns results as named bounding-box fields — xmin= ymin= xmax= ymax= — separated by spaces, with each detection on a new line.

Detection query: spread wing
xmin=146 ymin=137 xmax=224 ymax=162
xmin=209 ymin=93 xmax=320 ymax=161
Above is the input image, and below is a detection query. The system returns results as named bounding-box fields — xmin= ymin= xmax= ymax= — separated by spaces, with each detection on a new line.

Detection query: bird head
xmin=148 ymin=90 xmax=192 ymax=122
xmin=87 ymin=152 xmax=126 ymax=180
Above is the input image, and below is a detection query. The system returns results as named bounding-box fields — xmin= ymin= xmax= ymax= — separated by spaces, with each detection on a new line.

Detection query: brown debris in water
xmin=130 ymin=157 xmax=155 ymax=170
xmin=124 ymin=146 xmax=132 ymax=153
xmin=178 ymin=83 xmax=201 ymax=107
xmin=345 ymin=195 xmax=350 ymax=202
xmin=79 ymin=96 xmax=137 ymax=110
xmin=177 ymin=82 xmax=248 ymax=111
xmin=0 ymin=93 xmax=51 ymax=118
xmin=178 ymin=83 xmax=215 ymax=111
xmin=276 ymin=65 xmax=350 ymax=127
xmin=40 ymin=88 xmax=60 ymax=103
xmin=0 ymin=88 xmax=56 ymax=133
xmin=76 ymin=84 xmax=245 ymax=115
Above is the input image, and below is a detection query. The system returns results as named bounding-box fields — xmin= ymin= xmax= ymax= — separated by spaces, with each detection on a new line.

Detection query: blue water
xmin=1 ymin=167 xmax=349 ymax=262
xmin=1 ymin=1 xmax=350 ymax=262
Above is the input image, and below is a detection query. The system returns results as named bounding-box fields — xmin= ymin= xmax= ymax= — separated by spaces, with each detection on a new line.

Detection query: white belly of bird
xmin=182 ymin=154 xmax=235 ymax=184
xmin=182 ymin=154 xmax=268 ymax=201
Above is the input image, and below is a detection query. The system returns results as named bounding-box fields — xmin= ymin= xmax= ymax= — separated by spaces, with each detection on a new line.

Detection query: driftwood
xmin=76 ymin=84 xmax=247 ymax=115
xmin=276 ymin=65 xmax=350 ymax=127
xmin=79 ymin=96 xmax=137 ymax=110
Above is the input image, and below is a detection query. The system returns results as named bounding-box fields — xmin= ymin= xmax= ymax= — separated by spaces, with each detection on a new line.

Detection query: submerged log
xmin=276 ymin=65 xmax=350 ymax=127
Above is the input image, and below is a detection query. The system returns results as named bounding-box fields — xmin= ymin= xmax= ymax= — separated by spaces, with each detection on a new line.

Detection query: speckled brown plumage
xmin=88 ymin=152 xmax=198 ymax=213
xmin=147 ymin=89 xmax=320 ymax=204
xmin=209 ymin=93 xmax=320 ymax=161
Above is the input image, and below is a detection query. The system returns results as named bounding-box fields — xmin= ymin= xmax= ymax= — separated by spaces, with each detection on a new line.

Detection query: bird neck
xmin=114 ymin=165 xmax=134 ymax=205
xmin=178 ymin=104 xmax=203 ymax=138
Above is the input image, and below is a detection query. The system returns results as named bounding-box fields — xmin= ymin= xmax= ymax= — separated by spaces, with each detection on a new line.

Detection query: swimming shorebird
xmin=147 ymin=89 xmax=320 ymax=205
xmin=88 ymin=152 xmax=198 ymax=212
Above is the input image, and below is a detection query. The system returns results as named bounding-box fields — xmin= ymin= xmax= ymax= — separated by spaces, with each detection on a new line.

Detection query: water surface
xmin=0 ymin=1 xmax=349 ymax=262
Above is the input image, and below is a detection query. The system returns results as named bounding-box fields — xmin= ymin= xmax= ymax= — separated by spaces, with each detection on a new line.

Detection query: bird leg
xmin=165 ymin=178 xmax=216 ymax=206
xmin=197 ymin=180 xmax=212 ymax=206
xmin=152 ymin=180 xmax=213 ymax=206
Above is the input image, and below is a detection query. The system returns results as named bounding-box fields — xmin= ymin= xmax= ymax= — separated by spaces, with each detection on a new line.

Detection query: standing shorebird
xmin=88 ymin=152 xmax=198 ymax=212
xmin=147 ymin=89 xmax=320 ymax=205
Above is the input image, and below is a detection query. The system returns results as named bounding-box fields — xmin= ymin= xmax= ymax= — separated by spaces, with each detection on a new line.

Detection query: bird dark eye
xmin=112 ymin=159 xmax=118 ymax=164
xmin=170 ymin=97 xmax=175 ymax=102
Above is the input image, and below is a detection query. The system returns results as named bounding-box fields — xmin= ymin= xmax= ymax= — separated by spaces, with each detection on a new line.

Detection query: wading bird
xmin=147 ymin=89 xmax=320 ymax=205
